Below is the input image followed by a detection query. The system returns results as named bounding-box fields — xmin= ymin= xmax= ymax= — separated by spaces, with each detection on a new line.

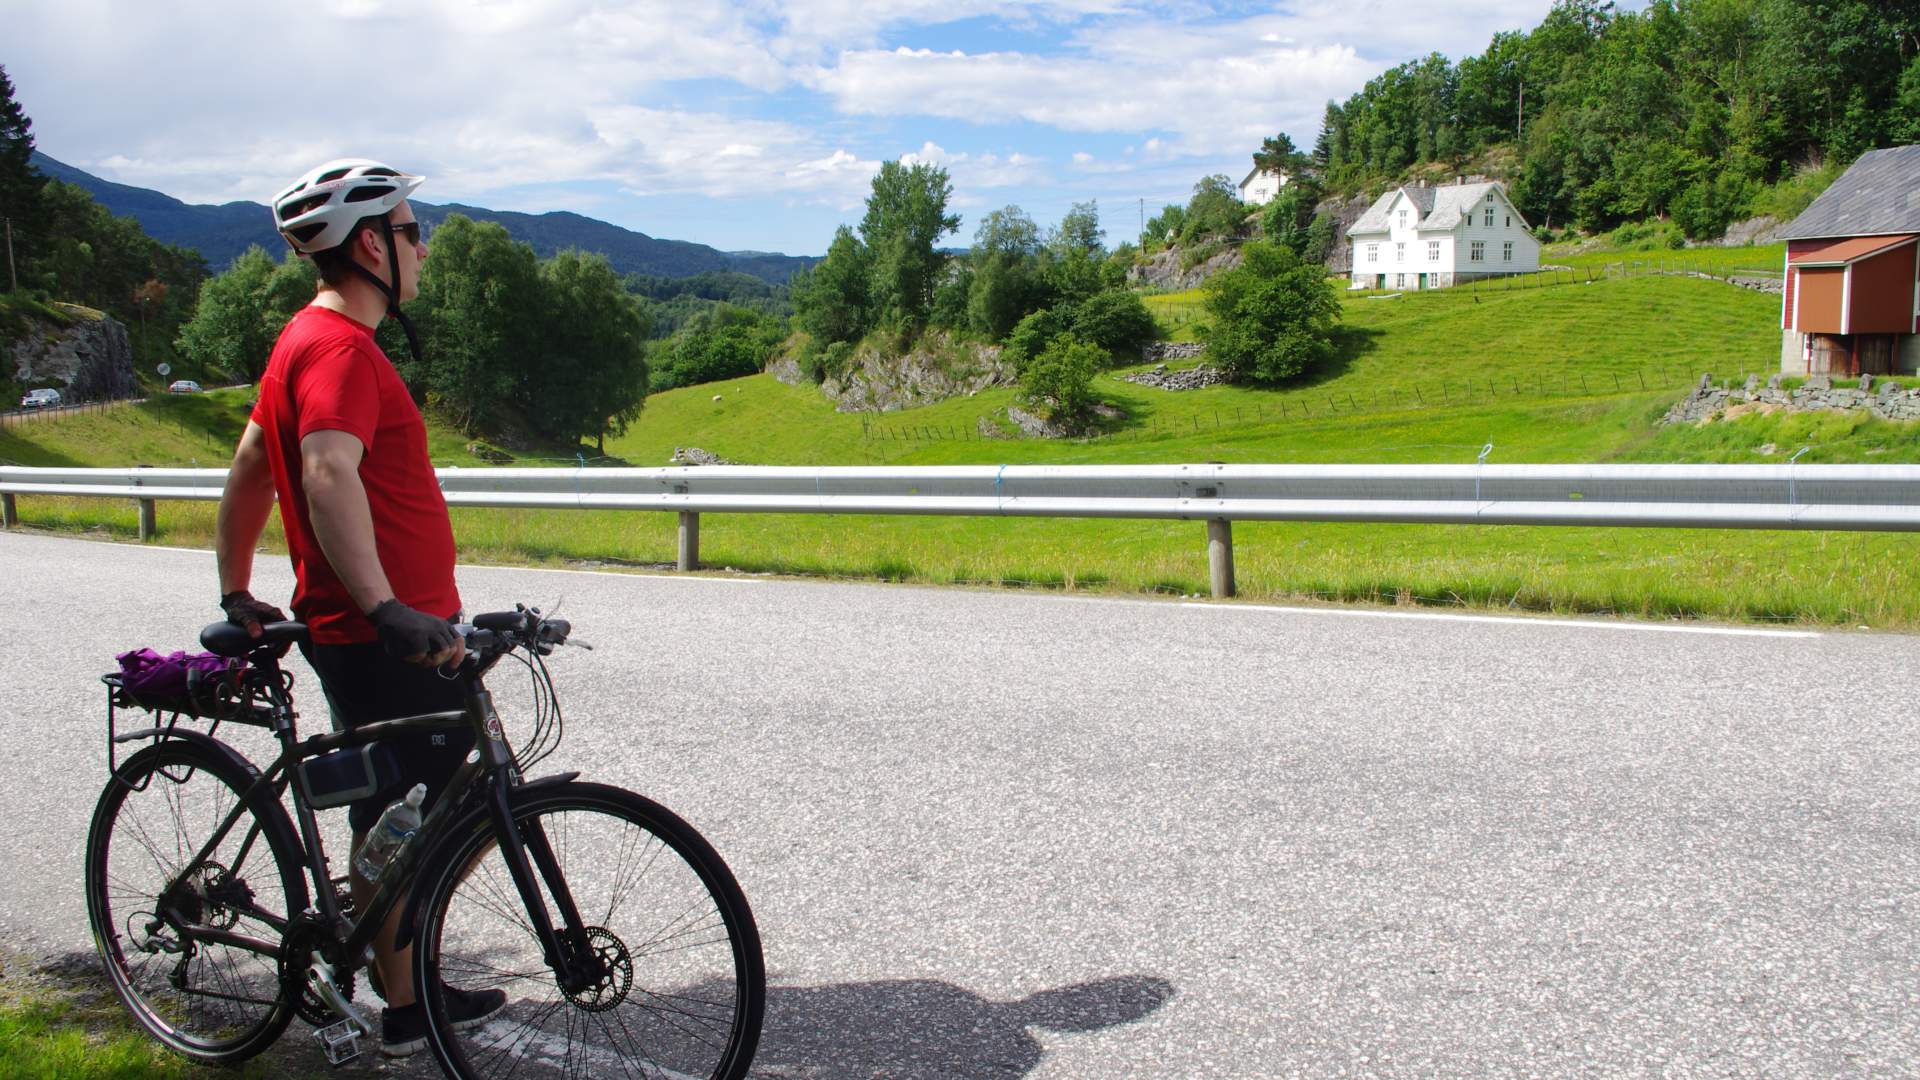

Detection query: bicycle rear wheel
xmin=84 ymin=738 xmax=308 ymax=1064
xmin=415 ymin=781 xmax=765 ymax=1080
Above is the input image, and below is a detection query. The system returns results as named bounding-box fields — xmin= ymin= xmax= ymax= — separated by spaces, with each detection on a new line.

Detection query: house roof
xmin=1239 ymin=166 xmax=1286 ymax=188
xmin=1776 ymin=145 xmax=1920 ymax=240
xmin=1787 ymin=233 xmax=1918 ymax=267
xmin=1348 ymin=181 xmax=1507 ymax=235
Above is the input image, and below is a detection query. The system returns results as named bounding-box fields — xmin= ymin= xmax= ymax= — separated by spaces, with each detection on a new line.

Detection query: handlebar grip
xmin=473 ymin=610 xmax=531 ymax=633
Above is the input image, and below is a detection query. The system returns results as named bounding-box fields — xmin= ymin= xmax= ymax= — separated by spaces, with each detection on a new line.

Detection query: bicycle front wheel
xmin=415 ymin=781 xmax=765 ymax=1080
xmin=84 ymin=738 xmax=308 ymax=1064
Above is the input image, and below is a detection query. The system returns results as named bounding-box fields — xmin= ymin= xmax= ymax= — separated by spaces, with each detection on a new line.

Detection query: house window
xmin=1471 ymin=240 xmax=1485 ymax=262
xmin=1427 ymin=241 xmax=1440 ymax=261
xmin=1396 ymin=273 xmax=1405 ymax=288
xmin=1505 ymin=215 xmax=1512 ymax=228
xmin=1397 ymin=210 xmax=1407 ymax=228
xmin=1503 ymin=241 xmax=1514 ymax=261
xmin=1396 ymin=242 xmax=1405 ymax=262
xmin=1366 ymin=243 xmax=1379 ymax=262
xmin=1483 ymin=207 xmax=1494 ymax=227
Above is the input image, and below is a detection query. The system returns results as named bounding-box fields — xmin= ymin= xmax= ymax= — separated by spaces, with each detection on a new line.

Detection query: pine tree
xmin=0 ymin=65 xmax=47 ymax=289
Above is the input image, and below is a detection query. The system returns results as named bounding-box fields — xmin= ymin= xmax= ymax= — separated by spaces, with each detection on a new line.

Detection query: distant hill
xmin=29 ymin=152 xmax=818 ymax=284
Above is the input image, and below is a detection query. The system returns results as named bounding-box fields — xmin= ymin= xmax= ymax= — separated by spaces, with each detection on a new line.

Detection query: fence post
xmin=677 ymin=511 xmax=700 ymax=571
xmin=1206 ymin=518 xmax=1235 ymax=599
xmin=1 ymin=493 xmax=16 ymax=528
xmin=138 ymin=498 xmax=156 ymax=541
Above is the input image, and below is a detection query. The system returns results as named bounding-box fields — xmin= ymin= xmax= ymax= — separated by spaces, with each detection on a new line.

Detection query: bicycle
xmin=85 ymin=606 xmax=765 ymax=1078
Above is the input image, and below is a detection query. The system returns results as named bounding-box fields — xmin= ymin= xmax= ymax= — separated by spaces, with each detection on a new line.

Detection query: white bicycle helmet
xmin=271 ymin=158 xmax=425 ymax=254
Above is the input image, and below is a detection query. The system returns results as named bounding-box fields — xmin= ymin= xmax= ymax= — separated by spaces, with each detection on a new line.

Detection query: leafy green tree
xmin=1178 ymin=175 xmax=1246 ymax=244
xmin=532 ymin=249 xmax=649 ymax=452
xmin=1202 ymin=241 xmax=1340 ymax=385
xmin=1048 ymin=200 xmax=1104 ymax=258
xmin=858 ymin=161 xmax=959 ymax=334
xmin=1142 ymin=204 xmax=1184 ymax=250
xmin=174 ymin=246 xmax=312 ymax=379
xmin=965 ymin=206 xmax=1044 ymax=339
xmin=1001 ymin=306 xmax=1069 ymax=371
xmin=1252 ymin=133 xmax=1305 ymax=176
xmin=408 ymin=214 xmax=540 ymax=433
xmin=1017 ymin=333 xmax=1101 ymax=428
xmin=791 ymin=224 xmax=870 ymax=346
xmin=649 ymin=304 xmax=782 ymax=392
xmin=1068 ymin=290 xmax=1156 ymax=359
xmin=1259 ymin=177 xmax=1322 ymax=256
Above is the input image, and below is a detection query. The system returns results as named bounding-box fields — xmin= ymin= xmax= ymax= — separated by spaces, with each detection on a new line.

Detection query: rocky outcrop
xmin=1141 ymin=342 xmax=1207 ymax=363
xmin=1704 ymin=215 xmax=1781 ymax=248
xmin=669 ymin=446 xmax=735 ymax=465
xmin=1661 ymin=372 xmax=1920 ymax=425
xmin=770 ymin=331 xmax=1016 ymax=413
xmin=1313 ymin=191 xmax=1378 ymax=274
xmin=9 ymin=303 xmax=136 ymax=400
xmin=1126 ymin=244 xmax=1243 ymax=290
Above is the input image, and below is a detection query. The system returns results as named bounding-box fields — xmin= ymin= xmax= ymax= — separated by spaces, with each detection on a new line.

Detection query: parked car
xmin=167 ymin=380 xmax=203 ymax=394
xmin=19 ymin=389 xmax=61 ymax=409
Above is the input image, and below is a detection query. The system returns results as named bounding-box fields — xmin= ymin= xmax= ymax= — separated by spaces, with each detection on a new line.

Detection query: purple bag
xmin=115 ymin=649 xmax=243 ymax=699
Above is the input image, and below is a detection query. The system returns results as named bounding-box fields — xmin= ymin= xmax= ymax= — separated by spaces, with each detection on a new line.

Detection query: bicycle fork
xmin=484 ymin=772 xmax=604 ymax=995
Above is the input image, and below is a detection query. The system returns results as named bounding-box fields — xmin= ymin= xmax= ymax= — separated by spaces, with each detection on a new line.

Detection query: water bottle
xmin=354 ymin=783 xmax=427 ymax=883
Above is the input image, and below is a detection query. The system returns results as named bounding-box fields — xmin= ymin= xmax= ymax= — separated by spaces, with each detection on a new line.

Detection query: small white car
xmin=167 ymin=380 xmax=203 ymax=394
xmin=20 ymin=388 xmax=61 ymax=409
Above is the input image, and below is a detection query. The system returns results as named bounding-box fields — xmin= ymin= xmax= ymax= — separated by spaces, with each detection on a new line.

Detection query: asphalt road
xmin=4 ymin=528 xmax=1918 ymax=1078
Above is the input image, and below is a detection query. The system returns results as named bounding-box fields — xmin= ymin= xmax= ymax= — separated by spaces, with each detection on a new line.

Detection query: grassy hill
xmin=6 ymin=273 xmax=1919 ymax=628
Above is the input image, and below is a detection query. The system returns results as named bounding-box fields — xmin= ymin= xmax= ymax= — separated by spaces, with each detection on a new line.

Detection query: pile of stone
xmin=669 ymin=446 xmax=735 ymax=466
xmin=1141 ymin=342 xmax=1207 ymax=363
xmin=1660 ymin=372 xmax=1920 ymax=425
xmin=1120 ymin=362 xmax=1229 ymax=391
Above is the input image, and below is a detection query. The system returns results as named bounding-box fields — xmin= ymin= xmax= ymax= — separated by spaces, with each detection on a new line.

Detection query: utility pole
xmin=1139 ymin=198 xmax=1144 ymax=244
xmin=1516 ymin=76 xmax=1525 ymax=141
xmin=3 ymin=216 xmax=15 ymax=293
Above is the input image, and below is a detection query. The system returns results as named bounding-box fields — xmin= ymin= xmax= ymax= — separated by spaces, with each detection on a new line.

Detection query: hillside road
xmin=2 ymin=528 xmax=1917 ymax=1077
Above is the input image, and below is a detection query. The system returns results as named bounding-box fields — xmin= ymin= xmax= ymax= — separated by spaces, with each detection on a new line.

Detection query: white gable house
xmin=1239 ymin=167 xmax=1288 ymax=206
xmin=1347 ymin=181 xmax=1539 ymax=290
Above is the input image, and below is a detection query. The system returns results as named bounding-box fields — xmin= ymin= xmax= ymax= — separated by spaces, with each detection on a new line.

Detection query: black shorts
xmin=300 ymin=641 xmax=475 ymax=834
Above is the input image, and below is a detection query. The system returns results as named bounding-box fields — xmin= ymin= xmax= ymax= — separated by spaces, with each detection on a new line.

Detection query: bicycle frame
xmin=136 ymin=643 xmax=601 ymax=1008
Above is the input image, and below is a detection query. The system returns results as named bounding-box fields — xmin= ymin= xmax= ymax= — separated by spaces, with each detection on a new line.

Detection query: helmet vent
xmin=316 ymin=167 xmax=353 ymax=184
xmin=345 ymin=184 xmax=396 ymax=203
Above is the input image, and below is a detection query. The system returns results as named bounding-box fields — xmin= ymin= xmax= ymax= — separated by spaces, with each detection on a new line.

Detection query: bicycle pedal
xmin=314 ymin=1018 xmax=364 ymax=1066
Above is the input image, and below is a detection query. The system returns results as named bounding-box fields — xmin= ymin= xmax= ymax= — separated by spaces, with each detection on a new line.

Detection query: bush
xmin=1002 ymin=307 xmax=1069 ymax=371
xmin=1017 ymin=333 xmax=1101 ymax=427
xmin=1201 ymin=240 xmax=1340 ymax=385
xmin=1069 ymin=290 xmax=1156 ymax=359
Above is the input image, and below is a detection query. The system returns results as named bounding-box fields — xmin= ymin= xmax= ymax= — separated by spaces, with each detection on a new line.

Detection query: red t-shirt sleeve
xmin=290 ymin=340 xmax=381 ymax=449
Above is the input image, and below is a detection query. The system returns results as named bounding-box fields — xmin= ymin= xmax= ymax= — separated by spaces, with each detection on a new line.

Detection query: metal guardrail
xmin=5 ymin=463 xmax=1920 ymax=597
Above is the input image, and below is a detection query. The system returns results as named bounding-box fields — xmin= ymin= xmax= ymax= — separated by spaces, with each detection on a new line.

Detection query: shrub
xmin=1002 ymin=307 xmax=1070 ymax=371
xmin=1069 ymin=290 xmax=1156 ymax=359
xmin=1017 ymin=333 xmax=1101 ymax=427
xmin=1201 ymin=240 xmax=1340 ymax=385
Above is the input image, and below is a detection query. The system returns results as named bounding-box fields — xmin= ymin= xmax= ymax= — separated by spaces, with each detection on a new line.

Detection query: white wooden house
xmin=1238 ymin=167 xmax=1288 ymax=206
xmin=1346 ymin=181 xmax=1540 ymax=289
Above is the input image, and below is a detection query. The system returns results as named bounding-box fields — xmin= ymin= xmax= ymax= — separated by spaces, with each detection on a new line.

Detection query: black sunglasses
xmin=385 ymin=219 xmax=423 ymax=246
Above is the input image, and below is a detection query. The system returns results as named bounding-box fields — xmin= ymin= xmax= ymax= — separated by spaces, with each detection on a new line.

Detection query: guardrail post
xmin=138 ymin=498 xmax=156 ymax=541
xmin=1206 ymin=518 xmax=1235 ymax=598
xmin=677 ymin=511 xmax=700 ymax=571
xmin=1 ymin=493 xmax=16 ymax=528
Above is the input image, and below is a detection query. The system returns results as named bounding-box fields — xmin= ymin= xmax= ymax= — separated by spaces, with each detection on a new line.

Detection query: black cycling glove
xmin=220 ymin=589 xmax=288 ymax=638
xmin=368 ymin=599 xmax=459 ymax=660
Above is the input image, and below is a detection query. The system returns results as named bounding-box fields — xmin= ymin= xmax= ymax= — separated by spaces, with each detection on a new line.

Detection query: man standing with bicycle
xmin=212 ymin=158 xmax=504 ymax=1056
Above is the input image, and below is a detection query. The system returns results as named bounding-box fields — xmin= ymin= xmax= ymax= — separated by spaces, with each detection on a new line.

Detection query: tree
xmin=175 ymin=246 xmax=310 ymax=380
xmin=1260 ymin=177 xmax=1322 ymax=256
xmin=1017 ymin=333 xmax=1101 ymax=429
xmin=791 ymin=225 xmax=869 ymax=346
xmin=1253 ymin=133 xmax=1305 ymax=176
xmin=1048 ymin=200 xmax=1104 ymax=258
xmin=649 ymin=304 xmax=782 ymax=393
xmin=531 ymin=249 xmax=649 ymax=452
xmin=1178 ymin=175 xmax=1245 ymax=244
xmin=1001 ymin=306 xmax=1070 ymax=371
xmin=858 ymin=161 xmax=959 ymax=334
xmin=1068 ymin=290 xmax=1156 ymax=359
xmin=0 ymin=65 xmax=45 ymax=287
xmin=1201 ymin=241 xmax=1341 ymax=385
xmin=965 ymin=206 xmax=1044 ymax=339
xmin=408 ymin=214 xmax=541 ymax=433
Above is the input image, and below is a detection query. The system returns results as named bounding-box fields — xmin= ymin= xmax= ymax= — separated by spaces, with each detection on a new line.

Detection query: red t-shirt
xmin=251 ymin=306 xmax=459 ymax=645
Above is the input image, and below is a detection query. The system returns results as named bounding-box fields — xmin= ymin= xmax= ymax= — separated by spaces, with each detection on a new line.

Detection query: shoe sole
xmin=380 ymin=999 xmax=508 ymax=1058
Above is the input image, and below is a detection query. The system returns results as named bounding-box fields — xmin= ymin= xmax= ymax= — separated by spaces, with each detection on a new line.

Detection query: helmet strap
xmin=343 ymin=219 xmax=423 ymax=365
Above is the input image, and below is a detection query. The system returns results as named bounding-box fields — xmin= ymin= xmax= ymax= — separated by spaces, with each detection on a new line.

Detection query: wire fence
xmin=0 ymin=394 xmax=144 ymax=429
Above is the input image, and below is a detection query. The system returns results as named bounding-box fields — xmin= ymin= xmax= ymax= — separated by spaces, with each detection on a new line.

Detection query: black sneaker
xmin=380 ymin=985 xmax=509 ymax=1058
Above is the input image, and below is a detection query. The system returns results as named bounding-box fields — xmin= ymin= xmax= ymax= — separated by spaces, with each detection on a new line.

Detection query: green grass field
xmin=6 ymin=273 xmax=1918 ymax=628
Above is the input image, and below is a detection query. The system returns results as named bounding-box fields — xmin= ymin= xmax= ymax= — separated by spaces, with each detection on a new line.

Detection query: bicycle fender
xmin=392 ymin=771 xmax=580 ymax=951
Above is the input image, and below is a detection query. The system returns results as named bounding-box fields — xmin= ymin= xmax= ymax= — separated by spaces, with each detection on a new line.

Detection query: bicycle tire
xmin=84 ymin=737 xmax=309 ymax=1064
xmin=414 ymin=780 xmax=765 ymax=1080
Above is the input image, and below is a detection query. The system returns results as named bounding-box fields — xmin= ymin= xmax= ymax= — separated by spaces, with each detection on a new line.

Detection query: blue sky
xmin=7 ymin=0 xmax=1584 ymax=257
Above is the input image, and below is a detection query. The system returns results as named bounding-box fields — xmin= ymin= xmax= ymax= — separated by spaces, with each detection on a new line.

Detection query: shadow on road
xmin=754 ymin=973 xmax=1177 ymax=1077
xmin=25 ymin=948 xmax=1174 ymax=1079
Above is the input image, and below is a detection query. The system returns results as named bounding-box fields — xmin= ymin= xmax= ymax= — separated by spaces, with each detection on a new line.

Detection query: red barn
xmin=1777 ymin=144 xmax=1920 ymax=376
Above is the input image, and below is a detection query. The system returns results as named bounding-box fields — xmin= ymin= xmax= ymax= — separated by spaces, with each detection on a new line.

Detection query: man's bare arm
xmin=215 ymin=421 xmax=277 ymax=596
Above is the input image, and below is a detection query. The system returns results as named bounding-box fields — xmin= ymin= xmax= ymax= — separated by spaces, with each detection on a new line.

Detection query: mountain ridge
xmin=29 ymin=152 xmax=817 ymax=285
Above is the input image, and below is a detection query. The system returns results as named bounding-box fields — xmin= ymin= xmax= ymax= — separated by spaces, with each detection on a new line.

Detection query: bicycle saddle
xmin=201 ymin=620 xmax=309 ymax=657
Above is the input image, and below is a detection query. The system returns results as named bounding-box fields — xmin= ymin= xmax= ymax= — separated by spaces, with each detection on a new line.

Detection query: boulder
xmin=9 ymin=303 xmax=136 ymax=400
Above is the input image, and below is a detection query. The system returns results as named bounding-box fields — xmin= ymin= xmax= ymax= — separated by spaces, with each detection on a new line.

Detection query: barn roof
xmin=1777 ymin=145 xmax=1920 ymax=240
xmin=1787 ymin=233 xmax=1917 ymax=267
